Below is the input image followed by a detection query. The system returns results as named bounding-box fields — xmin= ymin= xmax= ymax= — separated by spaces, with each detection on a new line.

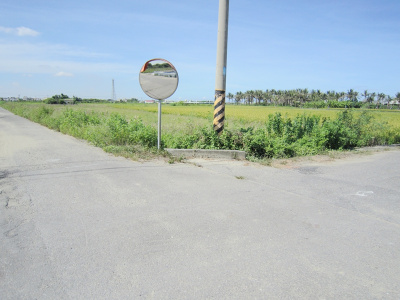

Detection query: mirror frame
xmin=139 ymin=58 xmax=179 ymax=100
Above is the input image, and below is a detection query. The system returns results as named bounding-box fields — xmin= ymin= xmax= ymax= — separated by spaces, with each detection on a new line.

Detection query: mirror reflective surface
xmin=139 ymin=59 xmax=179 ymax=100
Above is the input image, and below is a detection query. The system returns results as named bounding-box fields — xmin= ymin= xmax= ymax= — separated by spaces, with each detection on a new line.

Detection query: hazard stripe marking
xmin=213 ymin=90 xmax=225 ymax=135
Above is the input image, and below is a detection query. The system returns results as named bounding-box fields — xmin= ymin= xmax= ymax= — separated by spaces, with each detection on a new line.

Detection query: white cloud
xmin=0 ymin=26 xmax=40 ymax=37
xmin=17 ymin=27 xmax=40 ymax=37
xmin=54 ymin=71 xmax=74 ymax=77
xmin=0 ymin=41 xmax=132 ymax=75
xmin=0 ymin=26 xmax=13 ymax=34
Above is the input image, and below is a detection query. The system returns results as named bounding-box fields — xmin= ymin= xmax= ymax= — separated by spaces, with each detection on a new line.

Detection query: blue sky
xmin=1 ymin=0 xmax=399 ymax=100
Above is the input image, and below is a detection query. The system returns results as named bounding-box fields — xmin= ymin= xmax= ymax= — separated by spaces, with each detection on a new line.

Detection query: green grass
xmin=1 ymin=101 xmax=399 ymax=162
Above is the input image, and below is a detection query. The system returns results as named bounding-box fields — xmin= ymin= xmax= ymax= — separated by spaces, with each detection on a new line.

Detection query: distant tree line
xmin=42 ymin=94 xmax=140 ymax=104
xmin=227 ymin=89 xmax=400 ymax=109
xmin=142 ymin=63 xmax=173 ymax=73
xmin=148 ymin=63 xmax=170 ymax=69
xmin=43 ymin=94 xmax=82 ymax=104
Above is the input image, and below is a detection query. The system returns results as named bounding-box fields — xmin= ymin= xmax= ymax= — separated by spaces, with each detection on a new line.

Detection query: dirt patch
xmin=176 ymin=146 xmax=400 ymax=170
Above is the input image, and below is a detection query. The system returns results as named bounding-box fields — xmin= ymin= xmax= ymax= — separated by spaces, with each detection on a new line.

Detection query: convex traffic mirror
xmin=139 ymin=58 xmax=179 ymax=149
xmin=139 ymin=58 xmax=179 ymax=100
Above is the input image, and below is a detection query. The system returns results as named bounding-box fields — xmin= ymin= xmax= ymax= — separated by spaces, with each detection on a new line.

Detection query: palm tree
xmin=227 ymin=92 xmax=234 ymax=104
xmin=361 ymin=90 xmax=369 ymax=103
xmin=326 ymin=90 xmax=334 ymax=101
xmin=310 ymin=89 xmax=317 ymax=102
xmin=368 ymin=92 xmax=376 ymax=105
xmin=295 ymin=88 xmax=308 ymax=105
xmin=276 ymin=90 xmax=285 ymax=106
xmin=235 ymin=91 xmax=243 ymax=105
xmin=264 ymin=89 xmax=271 ymax=105
xmin=254 ymin=90 xmax=264 ymax=105
xmin=245 ymin=90 xmax=255 ymax=105
xmin=395 ymin=92 xmax=400 ymax=109
xmin=287 ymin=90 xmax=297 ymax=106
xmin=354 ymin=91 xmax=359 ymax=102
xmin=337 ymin=92 xmax=346 ymax=101
xmin=386 ymin=95 xmax=392 ymax=109
xmin=377 ymin=93 xmax=386 ymax=108
xmin=347 ymin=89 xmax=358 ymax=102
xmin=321 ymin=92 xmax=328 ymax=102
xmin=242 ymin=91 xmax=248 ymax=105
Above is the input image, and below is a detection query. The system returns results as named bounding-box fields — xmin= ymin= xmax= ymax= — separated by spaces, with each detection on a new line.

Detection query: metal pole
xmin=214 ymin=0 xmax=229 ymax=135
xmin=157 ymin=100 xmax=161 ymax=149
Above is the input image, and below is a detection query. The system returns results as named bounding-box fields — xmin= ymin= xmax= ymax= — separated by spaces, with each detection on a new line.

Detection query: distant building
xmin=388 ymin=100 xmax=400 ymax=108
xmin=1 ymin=97 xmax=18 ymax=101
xmin=1 ymin=97 xmax=42 ymax=102
xmin=64 ymin=98 xmax=75 ymax=104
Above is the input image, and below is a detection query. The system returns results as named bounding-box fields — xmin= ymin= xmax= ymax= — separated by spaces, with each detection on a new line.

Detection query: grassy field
xmin=1 ymin=101 xmax=399 ymax=161
xmin=46 ymin=102 xmax=400 ymax=128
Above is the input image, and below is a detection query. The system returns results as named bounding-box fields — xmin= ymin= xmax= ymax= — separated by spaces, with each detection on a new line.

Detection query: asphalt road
xmin=1 ymin=107 xmax=399 ymax=299
xmin=139 ymin=73 xmax=178 ymax=100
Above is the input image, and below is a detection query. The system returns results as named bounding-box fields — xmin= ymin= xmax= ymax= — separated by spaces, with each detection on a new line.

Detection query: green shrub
xmin=128 ymin=118 xmax=157 ymax=148
xmin=106 ymin=114 xmax=157 ymax=148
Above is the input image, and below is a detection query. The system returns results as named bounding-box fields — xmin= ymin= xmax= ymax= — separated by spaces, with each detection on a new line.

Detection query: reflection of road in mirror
xmin=139 ymin=58 xmax=179 ymax=100
xmin=139 ymin=73 xmax=178 ymax=100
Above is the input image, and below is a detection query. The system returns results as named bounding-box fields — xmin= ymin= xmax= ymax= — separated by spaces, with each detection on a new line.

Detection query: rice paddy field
xmin=36 ymin=102 xmax=400 ymax=129
xmin=108 ymin=103 xmax=400 ymax=126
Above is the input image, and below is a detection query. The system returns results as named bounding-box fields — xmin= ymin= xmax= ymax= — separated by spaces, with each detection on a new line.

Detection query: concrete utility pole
xmin=112 ymin=79 xmax=116 ymax=101
xmin=214 ymin=0 xmax=229 ymax=135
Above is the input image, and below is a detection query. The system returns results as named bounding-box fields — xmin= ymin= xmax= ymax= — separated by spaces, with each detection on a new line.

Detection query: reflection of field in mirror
xmin=141 ymin=62 xmax=174 ymax=74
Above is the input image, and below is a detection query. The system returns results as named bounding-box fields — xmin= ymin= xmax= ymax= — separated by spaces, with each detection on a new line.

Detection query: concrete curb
xmin=165 ymin=149 xmax=246 ymax=160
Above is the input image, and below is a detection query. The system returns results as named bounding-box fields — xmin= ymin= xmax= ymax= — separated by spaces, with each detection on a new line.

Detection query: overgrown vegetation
xmin=1 ymin=102 xmax=399 ymax=161
xmin=164 ymin=110 xmax=399 ymax=159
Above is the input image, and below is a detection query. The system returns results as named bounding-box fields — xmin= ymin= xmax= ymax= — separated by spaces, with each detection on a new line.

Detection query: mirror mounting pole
xmin=157 ymin=100 xmax=162 ymax=149
xmin=139 ymin=58 xmax=178 ymax=150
